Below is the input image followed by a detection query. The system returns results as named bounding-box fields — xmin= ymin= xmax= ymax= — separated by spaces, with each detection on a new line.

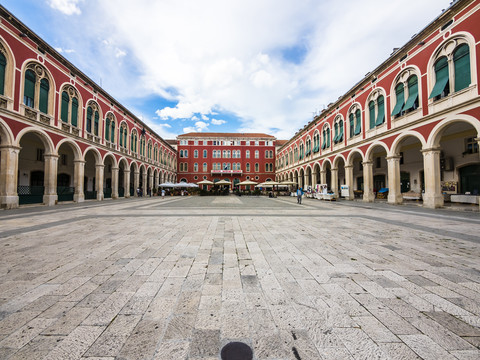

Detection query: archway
xmin=322 ymin=160 xmax=332 ymax=192
xmin=57 ymin=141 xmax=79 ymax=202
xmin=17 ymin=131 xmax=53 ymax=205
xmin=333 ymin=156 xmax=346 ymax=198
xmin=365 ymin=143 xmax=389 ymax=202
xmin=83 ymin=148 xmax=101 ymax=200
xmin=313 ymin=163 xmax=320 ymax=188
xmin=139 ymin=165 xmax=145 ymax=196
xmin=298 ymin=168 xmax=304 ymax=189
xmin=130 ymin=162 xmax=137 ymax=197
xmin=103 ymin=155 xmax=115 ymax=199
xmin=118 ymin=159 xmax=129 ymax=198
xmin=0 ymin=121 xmax=18 ymax=208
xmin=347 ymin=150 xmax=364 ymax=199
xmin=428 ymin=120 xmax=480 ymax=207
xmin=305 ymin=166 xmax=312 ymax=190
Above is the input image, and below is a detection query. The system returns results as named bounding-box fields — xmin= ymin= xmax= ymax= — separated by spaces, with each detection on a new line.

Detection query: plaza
xmin=0 ymin=196 xmax=479 ymax=359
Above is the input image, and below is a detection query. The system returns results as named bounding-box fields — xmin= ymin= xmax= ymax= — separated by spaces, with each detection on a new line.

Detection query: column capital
xmin=0 ymin=144 xmax=21 ymax=151
xmin=331 ymin=167 xmax=338 ymax=171
xmin=95 ymin=164 xmax=105 ymax=169
xmin=362 ymin=161 xmax=373 ymax=166
xmin=344 ymin=165 xmax=354 ymax=169
xmin=386 ymin=155 xmax=402 ymax=161
xmin=111 ymin=166 xmax=119 ymax=171
xmin=44 ymin=153 xmax=59 ymax=159
xmin=73 ymin=159 xmax=86 ymax=164
xmin=420 ymin=147 xmax=441 ymax=154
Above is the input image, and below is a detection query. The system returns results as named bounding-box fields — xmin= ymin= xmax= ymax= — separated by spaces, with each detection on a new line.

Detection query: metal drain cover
xmin=221 ymin=342 xmax=253 ymax=360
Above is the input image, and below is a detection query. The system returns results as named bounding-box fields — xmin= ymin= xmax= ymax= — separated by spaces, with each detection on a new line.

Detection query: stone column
xmin=73 ymin=160 xmax=85 ymax=203
xmin=362 ymin=161 xmax=375 ymax=202
xmin=95 ymin=164 xmax=104 ymax=201
xmin=320 ymin=170 xmax=326 ymax=185
xmin=43 ymin=154 xmax=59 ymax=206
xmin=331 ymin=167 xmax=338 ymax=196
xmin=312 ymin=171 xmax=317 ymax=187
xmin=422 ymin=147 xmax=443 ymax=208
xmin=124 ymin=169 xmax=131 ymax=198
xmin=0 ymin=145 xmax=20 ymax=209
xmin=304 ymin=174 xmax=309 ymax=188
xmin=149 ymin=173 xmax=154 ymax=194
xmin=111 ymin=166 xmax=119 ymax=199
xmin=134 ymin=171 xmax=139 ymax=197
xmin=345 ymin=165 xmax=354 ymax=200
xmin=387 ymin=156 xmax=403 ymax=204
xmin=143 ymin=172 xmax=148 ymax=193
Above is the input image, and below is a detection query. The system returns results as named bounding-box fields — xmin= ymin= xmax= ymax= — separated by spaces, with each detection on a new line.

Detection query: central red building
xmin=176 ymin=133 xmax=276 ymax=188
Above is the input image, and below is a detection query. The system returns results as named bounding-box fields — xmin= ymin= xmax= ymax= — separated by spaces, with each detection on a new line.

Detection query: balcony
xmin=211 ymin=169 xmax=243 ymax=175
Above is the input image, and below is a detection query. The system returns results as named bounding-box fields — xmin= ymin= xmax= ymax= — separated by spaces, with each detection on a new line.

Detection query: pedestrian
xmin=297 ymin=187 xmax=303 ymax=204
xmin=161 ymin=189 xmax=165 ymax=199
xmin=136 ymin=187 xmax=140 ymax=197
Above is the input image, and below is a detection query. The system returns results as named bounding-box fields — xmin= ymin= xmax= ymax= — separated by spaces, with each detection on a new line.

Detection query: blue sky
xmin=2 ymin=0 xmax=453 ymax=140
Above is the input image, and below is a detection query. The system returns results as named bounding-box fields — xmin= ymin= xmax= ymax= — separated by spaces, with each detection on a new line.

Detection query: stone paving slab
xmin=0 ymin=195 xmax=479 ymax=359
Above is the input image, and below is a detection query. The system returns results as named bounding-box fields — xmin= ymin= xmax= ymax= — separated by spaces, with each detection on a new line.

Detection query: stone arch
xmin=346 ymin=149 xmax=365 ymax=166
xmin=58 ymin=83 xmax=83 ymax=129
xmin=427 ymin=114 xmax=480 ymax=148
xmin=16 ymin=127 xmax=55 ymax=154
xmin=321 ymin=158 xmax=332 ymax=172
xmin=390 ymin=131 xmax=426 ymax=156
xmin=333 ymin=153 xmax=347 ymax=168
xmin=0 ymin=117 xmax=14 ymax=145
xmin=103 ymin=152 xmax=118 ymax=167
xmin=55 ymin=138 xmax=82 ymax=161
xmin=82 ymin=146 xmax=102 ymax=165
xmin=365 ymin=141 xmax=390 ymax=161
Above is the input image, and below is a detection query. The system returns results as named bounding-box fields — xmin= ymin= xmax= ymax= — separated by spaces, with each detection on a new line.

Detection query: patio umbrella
xmin=159 ymin=182 xmax=175 ymax=187
xmin=215 ymin=179 xmax=232 ymax=185
xmin=237 ymin=180 xmax=258 ymax=186
xmin=197 ymin=180 xmax=214 ymax=185
xmin=280 ymin=180 xmax=297 ymax=185
xmin=257 ymin=180 xmax=280 ymax=187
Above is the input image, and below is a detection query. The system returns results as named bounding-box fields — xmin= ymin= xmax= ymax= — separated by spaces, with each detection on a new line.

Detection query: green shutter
xmin=349 ymin=114 xmax=354 ymax=138
xmin=71 ymin=97 xmax=78 ymax=127
xmin=354 ymin=109 xmax=361 ymax=135
xmin=333 ymin=123 xmax=339 ymax=143
xmin=111 ymin=122 xmax=115 ymax=143
xmin=375 ymin=96 xmax=385 ymax=126
xmin=429 ymin=57 xmax=449 ymax=99
xmin=403 ymin=76 xmax=418 ymax=112
xmin=391 ymin=83 xmax=404 ymax=116
xmin=339 ymin=121 xmax=344 ymax=141
xmin=24 ymin=70 xmax=36 ymax=107
xmin=369 ymin=101 xmax=376 ymax=129
xmin=61 ymin=91 xmax=69 ymax=123
xmin=0 ymin=53 xmax=6 ymax=96
xmin=119 ymin=127 xmax=123 ymax=146
xmin=326 ymin=128 xmax=330 ymax=148
xmin=39 ymin=78 xmax=49 ymax=113
xmin=105 ymin=118 xmax=110 ymax=140
xmin=86 ymin=107 xmax=92 ymax=132
xmin=454 ymin=44 xmax=471 ymax=92
xmin=131 ymin=133 xmax=134 ymax=151
xmin=322 ymin=131 xmax=326 ymax=149
xmin=94 ymin=111 xmax=99 ymax=135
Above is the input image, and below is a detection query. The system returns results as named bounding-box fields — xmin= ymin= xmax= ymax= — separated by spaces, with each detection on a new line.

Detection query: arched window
xmin=255 ymin=163 xmax=259 ymax=172
xmin=299 ymin=143 xmax=304 ymax=160
xmin=203 ymin=163 xmax=207 ymax=172
xmin=194 ymin=163 xmax=198 ymax=172
xmin=94 ymin=110 xmax=99 ymax=136
xmin=246 ymin=150 xmax=250 ymax=158
xmin=246 ymin=163 xmax=250 ymax=172
xmin=368 ymin=100 xmax=375 ymax=129
xmin=313 ymin=131 xmax=320 ymax=153
xmin=110 ymin=120 xmax=115 ymax=143
xmin=71 ymin=98 xmax=78 ymax=127
xmin=105 ymin=117 xmax=110 ymax=140
xmin=23 ymin=64 xmax=52 ymax=115
xmin=322 ymin=125 xmax=330 ymax=149
xmin=60 ymin=87 xmax=80 ymax=127
xmin=367 ymin=92 xmax=386 ymax=129
xmin=391 ymin=83 xmax=405 ymax=118
xmin=354 ymin=109 xmax=361 ymax=135
xmin=61 ymin=91 xmax=69 ymax=123
xmin=203 ymin=149 xmax=207 ymax=158
xmin=131 ymin=131 xmax=137 ymax=152
xmin=194 ymin=150 xmax=198 ymax=158
xmin=255 ymin=150 xmax=259 ymax=159
xmin=86 ymin=106 xmax=92 ymax=133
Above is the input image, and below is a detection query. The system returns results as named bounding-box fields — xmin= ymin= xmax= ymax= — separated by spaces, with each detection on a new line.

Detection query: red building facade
xmin=276 ymin=0 xmax=480 ymax=208
xmin=0 ymin=6 xmax=176 ymax=209
xmin=176 ymin=133 xmax=276 ymax=188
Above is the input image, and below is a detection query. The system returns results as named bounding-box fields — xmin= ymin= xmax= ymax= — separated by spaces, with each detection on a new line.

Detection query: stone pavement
xmin=0 ymin=195 xmax=479 ymax=360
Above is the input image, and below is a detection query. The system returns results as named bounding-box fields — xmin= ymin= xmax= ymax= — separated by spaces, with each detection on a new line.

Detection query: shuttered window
xmin=105 ymin=118 xmax=110 ymax=140
xmin=349 ymin=113 xmax=354 ymax=138
xmin=429 ymin=57 xmax=449 ymax=99
xmin=119 ymin=126 xmax=123 ymax=146
xmin=61 ymin=91 xmax=69 ymax=123
xmin=403 ymin=75 xmax=418 ymax=112
xmin=354 ymin=109 xmax=361 ymax=135
xmin=111 ymin=122 xmax=115 ymax=143
xmin=333 ymin=122 xmax=339 ymax=143
xmin=39 ymin=78 xmax=49 ymax=113
xmin=86 ymin=107 xmax=92 ymax=133
xmin=0 ymin=52 xmax=6 ymax=96
xmin=369 ymin=101 xmax=375 ymax=129
xmin=391 ymin=83 xmax=404 ymax=117
xmin=71 ymin=97 xmax=78 ymax=127
xmin=453 ymin=44 xmax=470 ymax=92
xmin=94 ymin=111 xmax=99 ymax=136
xmin=322 ymin=130 xmax=326 ymax=149
xmin=339 ymin=121 xmax=344 ymax=141
xmin=375 ymin=96 xmax=385 ymax=126
xmin=326 ymin=128 xmax=330 ymax=148
xmin=24 ymin=69 xmax=35 ymax=107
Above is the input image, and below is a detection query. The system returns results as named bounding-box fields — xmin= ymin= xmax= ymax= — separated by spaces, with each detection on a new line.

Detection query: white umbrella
xmin=280 ymin=180 xmax=297 ymax=185
xmin=257 ymin=180 xmax=280 ymax=187
xmin=197 ymin=180 xmax=214 ymax=185
xmin=159 ymin=182 xmax=175 ymax=187
xmin=215 ymin=179 xmax=232 ymax=185
xmin=237 ymin=180 xmax=258 ymax=186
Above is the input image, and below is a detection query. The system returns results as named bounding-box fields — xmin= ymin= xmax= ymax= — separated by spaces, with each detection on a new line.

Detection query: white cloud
xmin=183 ymin=121 xmax=209 ymax=133
xmin=60 ymin=0 xmax=452 ymax=137
xmin=54 ymin=47 xmax=75 ymax=54
xmin=48 ymin=0 xmax=82 ymax=15
xmin=115 ymin=48 xmax=126 ymax=58
xmin=211 ymin=119 xmax=226 ymax=125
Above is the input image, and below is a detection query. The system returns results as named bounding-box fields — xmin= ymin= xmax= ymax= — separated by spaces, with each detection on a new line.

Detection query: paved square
xmin=0 ymin=196 xmax=480 ymax=359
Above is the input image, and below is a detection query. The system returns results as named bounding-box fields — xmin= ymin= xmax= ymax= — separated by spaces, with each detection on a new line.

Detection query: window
xmin=194 ymin=150 xmax=198 ymax=158
xmin=180 ymin=149 xmax=184 ymax=158
xmin=354 ymin=109 xmax=361 ymax=135
xmin=322 ymin=126 xmax=330 ymax=149
xmin=203 ymin=162 xmax=208 ymax=172
xmin=305 ymin=139 xmax=311 ymax=156
xmin=184 ymin=150 xmax=188 ymax=158
xmin=60 ymin=86 xmax=80 ymax=127
xmin=36 ymin=148 xmax=44 ymax=161
xmin=203 ymin=149 xmax=207 ymax=158
xmin=194 ymin=163 xmax=198 ymax=172
xmin=94 ymin=110 xmax=99 ymax=136
xmin=131 ymin=131 xmax=137 ymax=152
xmin=255 ymin=150 xmax=259 ymax=159
xmin=184 ymin=163 xmax=188 ymax=172
xmin=246 ymin=163 xmax=250 ymax=172
xmin=140 ymin=136 xmax=146 ymax=156
xmin=265 ymin=163 xmax=269 ymax=172
xmin=299 ymin=143 xmax=304 ymax=160
xmin=105 ymin=114 xmax=115 ymax=143
xmin=454 ymin=44 xmax=471 ymax=92
xmin=368 ymin=93 xmax=386 ymax=129
xmin=246 ymin=150 xmax=250 ymax=158
xmin=23 ymin=64 xmax=51 ymax=114
xmin=119 ymin=124 xmax=128 ymax=148
xmin=0 ymin=51 xmax=5 ymax=95
xmin=465 ymin=137 xmax=479 ymax=154
xmin=391 ymin=83 xmax=405 ymax=117
xmin=255 ymin=163 xmax=259 ymax=172
xmin=313 ymin=132 xmax=320 ymax=153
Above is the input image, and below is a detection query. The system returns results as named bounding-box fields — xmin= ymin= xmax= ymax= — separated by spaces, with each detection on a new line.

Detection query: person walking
xmin=297 ymin=187 xmax=303 ymax=204
xmin=161 ymin=189 xmax=165 ymax=199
